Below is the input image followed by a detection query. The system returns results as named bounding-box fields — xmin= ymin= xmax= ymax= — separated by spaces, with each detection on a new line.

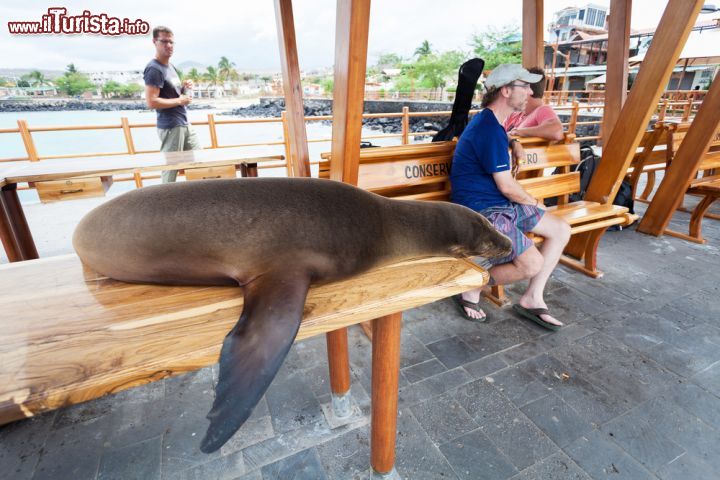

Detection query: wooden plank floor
xmin=0 ymin=254 xmax=487 ymax=425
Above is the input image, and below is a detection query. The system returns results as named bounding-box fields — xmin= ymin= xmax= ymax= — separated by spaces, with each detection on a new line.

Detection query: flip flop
xmin=512 ymin=304 xmax=563 ymax=331
xmin=452 ymin=294 xmax=487 ymax=322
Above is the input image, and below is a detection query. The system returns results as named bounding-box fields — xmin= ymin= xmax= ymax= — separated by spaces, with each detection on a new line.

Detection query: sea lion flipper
xmin=200 ymin=270 xmax=311 ymax=453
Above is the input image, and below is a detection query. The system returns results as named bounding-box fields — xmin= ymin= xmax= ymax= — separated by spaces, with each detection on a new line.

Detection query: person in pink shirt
xmin=503 ymin=67 xmax=564 ymax=142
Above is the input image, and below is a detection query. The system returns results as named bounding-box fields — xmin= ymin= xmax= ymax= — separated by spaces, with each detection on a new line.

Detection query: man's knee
xmin=539 ymin=215 xmax=571 ymax=244
xmin=514 ymin=247 xmax=543 ymax=278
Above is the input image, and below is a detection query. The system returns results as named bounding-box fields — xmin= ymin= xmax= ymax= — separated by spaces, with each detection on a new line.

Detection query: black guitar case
xmin=432 ymin=58 xmax=485 ymax=142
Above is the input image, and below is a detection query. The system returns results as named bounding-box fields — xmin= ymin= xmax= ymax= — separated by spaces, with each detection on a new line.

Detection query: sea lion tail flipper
xmin=200 ymin=271 xmax=311 ymax=453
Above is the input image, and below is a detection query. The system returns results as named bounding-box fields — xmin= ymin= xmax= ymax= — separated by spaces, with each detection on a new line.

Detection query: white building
xmin=549 ymin=3 xmax=608 ymax=42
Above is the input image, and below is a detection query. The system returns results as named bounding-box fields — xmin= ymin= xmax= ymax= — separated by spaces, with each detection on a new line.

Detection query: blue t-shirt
xmin=143 ymin=59 xmax=188 ymax=129
xmin=450 ymin=109 xmax=510 ymax=211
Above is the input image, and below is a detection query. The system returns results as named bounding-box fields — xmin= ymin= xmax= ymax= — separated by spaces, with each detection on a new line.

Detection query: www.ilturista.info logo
xmin=8 ymin=8 xmax=150 ymax=35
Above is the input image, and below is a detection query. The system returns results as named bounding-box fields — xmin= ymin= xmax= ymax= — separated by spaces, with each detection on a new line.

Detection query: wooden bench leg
xmin=636 ymin=170 xmax=656 ymax=203
xmin=665 ymin=194 xmax=717 ymax=244
xmin=326 ymin=328 xmax=353 ymax=419
xmin=482 ymin=285 xmax=510 ymax=306
xmin=0 ymin=184 xmax=39 ymax=262
xmin=559 ymin=228 xmax=606 ymax=278
xmin=371 ymin=312 xmax=402 ymax=478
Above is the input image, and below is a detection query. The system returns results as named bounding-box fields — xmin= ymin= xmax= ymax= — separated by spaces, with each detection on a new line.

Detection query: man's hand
xmin=182 ymin=79 xmax=194 ymax=90
xmin=510 ymin=140 xmax=525 ymax=178
xmin=178 ymin=95 xmax=192 ymax=106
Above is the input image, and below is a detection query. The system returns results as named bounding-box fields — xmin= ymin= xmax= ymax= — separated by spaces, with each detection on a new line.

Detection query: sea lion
xmin=72 ymin=177 xmax=511 ymax=453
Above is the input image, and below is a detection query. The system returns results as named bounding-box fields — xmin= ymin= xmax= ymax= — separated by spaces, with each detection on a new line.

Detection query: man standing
xmin=144 ymin=26 xmax=200 ymax=183
xmin=450 ymin=64 xmax=571 ymax=330
xmin=503 ymin=67 xmax=564 ymax=141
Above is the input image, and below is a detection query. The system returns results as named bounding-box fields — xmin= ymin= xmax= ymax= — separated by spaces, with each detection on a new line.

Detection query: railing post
xmin=568 ymin=101 xmax=579 ymax=136
xmin=208 ymin=114 xmax=219 ymax=148
xmin=682 ymin=97 xmax=693 ymax=121
xmin=133 ymin=171 xmax=144 ymax=188
xmin=120 ymin=117 xmax=136 ymax=154
xmin=658 ymin=99 xmax=669 ymax=121
xmin=281 ymin=111 xmax=293 ymax=177
xmin=401 ymin=106 xmax=409 ymax=145
xmin=17 ymin=120 xmax=39 ymax=162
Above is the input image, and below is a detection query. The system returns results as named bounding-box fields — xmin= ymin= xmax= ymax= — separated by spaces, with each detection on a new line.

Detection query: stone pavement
xmin=2 ymin=195 xmax=720 ymax=479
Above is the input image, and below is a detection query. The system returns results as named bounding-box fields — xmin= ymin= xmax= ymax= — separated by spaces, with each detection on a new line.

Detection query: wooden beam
xmin=522 ymin=0 xmax=544 ymax=68
xmin=329 ymin=0 xmax=372 ymax=185
xmin=637 ymin=76 xmax=720 ymax=235
xmin=584 ymin=0 xmax=702 ymax=205
xmin=274 ymin=0 xmax=311 ymax=178
xmin=601 ymin=0 xmax=632 ymax=145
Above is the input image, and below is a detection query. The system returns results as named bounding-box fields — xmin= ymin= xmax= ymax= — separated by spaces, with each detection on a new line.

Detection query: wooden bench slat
xmin=519 ymin=172 xmax=580 ymax=199
xmin=548 ymin=203 xmax=630 ymax=226
xmin=0 ymin=254 xmax=487 ymax=425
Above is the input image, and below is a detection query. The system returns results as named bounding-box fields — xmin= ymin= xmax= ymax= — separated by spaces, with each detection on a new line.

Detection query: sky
xmin=0 ymin=0 xmax=708 ymax=74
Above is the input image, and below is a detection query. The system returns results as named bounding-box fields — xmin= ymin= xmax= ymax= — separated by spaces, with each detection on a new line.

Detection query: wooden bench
xmin=320 ymin=139 xmax=637 ymax=305
xmin=0 ymin=253 xmax=488 ymax=467
xmin=626 ymin=122 xmax=669 ymax=203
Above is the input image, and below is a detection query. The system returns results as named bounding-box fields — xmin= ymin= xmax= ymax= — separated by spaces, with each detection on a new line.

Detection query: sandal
xmin=451 ymin=294 xmax=487 ymax=322
xmin=512 ymin=304 xmax=563 ymax=331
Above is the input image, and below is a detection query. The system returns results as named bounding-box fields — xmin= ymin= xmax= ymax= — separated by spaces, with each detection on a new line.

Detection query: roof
xmin=629 ymin=29 xmax=720 ymax=66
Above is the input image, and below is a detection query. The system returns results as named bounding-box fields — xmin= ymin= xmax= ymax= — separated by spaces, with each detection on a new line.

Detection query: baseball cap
xmin=484 ymin=64 xmax=542 ymax=89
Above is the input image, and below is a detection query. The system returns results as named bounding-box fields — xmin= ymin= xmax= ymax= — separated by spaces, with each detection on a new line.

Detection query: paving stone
xmin=454 ymin=379 xmax=557 ymax=470
xmin=260 ymin=448 xmax=327 ymax=480
xmin=174 ymin=449 xmax=245 ymax=480
xmin=463 ymin=353 xmax=509 ymax=379
xmin=643 ymin=341 xmax=719 ymax=377
xmin=410 ymin=392 xmax=477 ymax=445
xmin=461 ymin=326 xmax=520 ymax=358
xmin=666 ymin=289 xmax=720 ymax=321
xmin=426 ymin=336 xmax=484 ymax=369
xmin=655 ymin=452 xmax=718 ymax=480
xmin=219 ymin=414 xmax=275 ymax=456
xmin=509 ymin=451 xmax=592 ymax=480
xmin=692 ymin=361 xmax=720 ymax=397
xmin=161 ymin=405 xmax=223 ymax=478
xmin=659 ymin=381 xmax=720 ymax=430
xmin=0 ymin=411 xmax=57 ymax=480
xmin=400 ymin=331 xmax=436 ymax=369
xmin=497 ymin=340 xmax=548 ymax=365
xmin=635 ymin=397 xmax=720 ymax=471
xmin=315 ymin=424 xmax=371 ymax=480
xmin=98 ymin=436 xmax=162 ymax=480
xmin=565 ymin=430 xmax=656 ymax=480
xmin=265 ymin=371 xmax=323 ymax=435
xmin=521 ymin=393 xmax=592 ymax=448
xmin=490 ymin=318 xmax=544 ymax=345
xmin=401 ymin=358 xmax=448 ymax=384
xmin=532 ymin=324 xmax=595 ymax=351
xmin=550 ymin=374 xmax=631 ymax=424
xmin=32 ymin=414 xmax=111 ymax=480
xmin=393 ymin=408 xmax=457 ymax=479
xmin=601 ymin=411 xmax=685 ymax=472
xmin=399 ymin=367 xmax=473 ymax=407
xmin=52 ymin=394 xmax=116 ymax=430
xmin=485 ymin=366 xmax=551 ymax=408
xmin=439 ymin=429 xmax=517 ymax=480
xmin=589 ymin=354 xmax=680 ymax=406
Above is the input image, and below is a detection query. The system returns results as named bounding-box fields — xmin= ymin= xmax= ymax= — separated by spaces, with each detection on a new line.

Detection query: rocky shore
xmin=0 ymin=100 xmax=213 ymax=113
xmin=222 ymin=98 xmax=453 ymax=136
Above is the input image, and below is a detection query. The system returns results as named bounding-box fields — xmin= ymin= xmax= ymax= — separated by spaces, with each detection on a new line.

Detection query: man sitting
xmin=450 ymin=64 xmax=571 ymax=330
xmin=503 ymin=67 xmax=564 ymax=141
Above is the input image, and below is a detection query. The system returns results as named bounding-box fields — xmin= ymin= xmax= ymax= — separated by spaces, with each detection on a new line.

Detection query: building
xmin=548 ymin=3 xmax=608 ymax=42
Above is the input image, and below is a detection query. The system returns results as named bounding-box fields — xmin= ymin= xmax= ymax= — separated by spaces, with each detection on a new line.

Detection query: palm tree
xmin=414 ymin=40 xmax=432 ymax=58
xmin=186 ymin=68 xmax=202 ymax=84
xmin=217 ymin=56 xmax=237 ymax=83
xmin=28 ymin=70 xmax=49 ymax=87
xmin=204 ymin=66 xmax=219 ymax=87
xmin=65 ymin=63 xmax=78 ymax=74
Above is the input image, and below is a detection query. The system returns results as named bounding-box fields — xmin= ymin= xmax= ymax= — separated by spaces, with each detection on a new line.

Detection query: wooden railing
xmin=0 ymin=93 xmax=704 ymax=188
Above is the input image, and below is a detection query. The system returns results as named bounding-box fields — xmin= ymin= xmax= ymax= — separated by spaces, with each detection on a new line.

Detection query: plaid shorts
xmin=479 ymin=203 xmax=544 ymax=265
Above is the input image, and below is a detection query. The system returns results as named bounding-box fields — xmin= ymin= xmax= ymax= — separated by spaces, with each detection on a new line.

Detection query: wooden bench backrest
xmin=631 ymin=123 xmax=668 ymax=168
xmin=318 ymin=140 xmax=581 ymax=201
xmin=667 ymin=122 xmax=720 ymax=157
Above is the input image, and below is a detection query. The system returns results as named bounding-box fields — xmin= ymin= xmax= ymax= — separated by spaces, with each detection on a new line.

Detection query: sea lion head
xmin=447 ymin=206 xmax=513 ymax=260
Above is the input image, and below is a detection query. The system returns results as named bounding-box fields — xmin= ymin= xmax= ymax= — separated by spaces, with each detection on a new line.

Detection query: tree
xmin=320 ymin=78 xmax=334 ymax=95
xmin=56 ymin=72 xmax=94 ymax=96
xmin=65 ymin=63 xmax=78 ymax=74
xmin=470 ymin=26 xmax=522 ymax=71
xmin=27 ymin=70 xmax=49 ymax=87
xmin=101 ymin=80 xmax=122 ymax=98
xmin=186 ymin=68 xmax=202 ymax=84
xmin=218 ymin=56 xmax=238 ymax=83
xmin=376 ymin=53 xmax=403 ymax=68
xmin=414 ymin=40 xmax=432 ymax=58
xmin=119 ymin=83 xmax=142 ymax=98
xmin=413 ymin=50 xmax=467 ymax=97
xmin=204 ymin=66 xmax=219 ymax=87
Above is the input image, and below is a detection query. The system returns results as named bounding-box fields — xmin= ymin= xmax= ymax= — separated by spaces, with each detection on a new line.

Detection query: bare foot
xmin=455 ymin=291 xmax=486 ymax=321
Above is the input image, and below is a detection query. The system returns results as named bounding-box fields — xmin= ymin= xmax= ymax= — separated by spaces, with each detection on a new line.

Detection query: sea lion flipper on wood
xmin=199 ymin=270 xmax=311 ymax=454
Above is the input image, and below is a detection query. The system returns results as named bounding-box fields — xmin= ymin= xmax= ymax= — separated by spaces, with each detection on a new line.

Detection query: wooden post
xmin=328 ymin=0 xmax=371 ymax=186
xmin=370 ymin=312 xmax=402 ymax=475
xmin=568 ymin=101 xmax=579 ymax=135
xmin=601 ymin=0 xmax=632 ymax=146
xmin=121 ymin=117 xmax=136 ymax=154
xmin=401 ymin=106 xmax=409 ymax=145
xmin=17 ymin=120 xmax=39 ymax=162
xmin=565 ymin=0 xmax=702 ymax=259
xmin=281 ymin=111 xmax=294 ymax=177
xmin=584 ymin=0 xmax=702 ymax=205
xmin=637 ymin=74 xmax=720 ymax=236
xmin=0 ymin=184 xmax=39 ymax=262
xmin=325 ymin=0 xmax=372 ymax=422
xmin=522 ymin=0 xmax=544 ymax=69
xmin=274 ymin=0 xmax=311 ymax=178
xmin=207 ymin=114 xmax=219 ymax=148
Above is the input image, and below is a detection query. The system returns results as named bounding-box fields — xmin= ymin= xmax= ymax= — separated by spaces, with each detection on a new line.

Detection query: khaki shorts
xmin=158 ymin=125 xmax=201 ymax=183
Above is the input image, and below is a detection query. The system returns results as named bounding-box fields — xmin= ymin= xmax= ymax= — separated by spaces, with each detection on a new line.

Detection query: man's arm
xmin=510 ymin=118 xmax=564 ymax=141
xmin=492 ymin=169 xmax=541 ymax=207
xmin=145 ymin=85 xmax=190 ymax=110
